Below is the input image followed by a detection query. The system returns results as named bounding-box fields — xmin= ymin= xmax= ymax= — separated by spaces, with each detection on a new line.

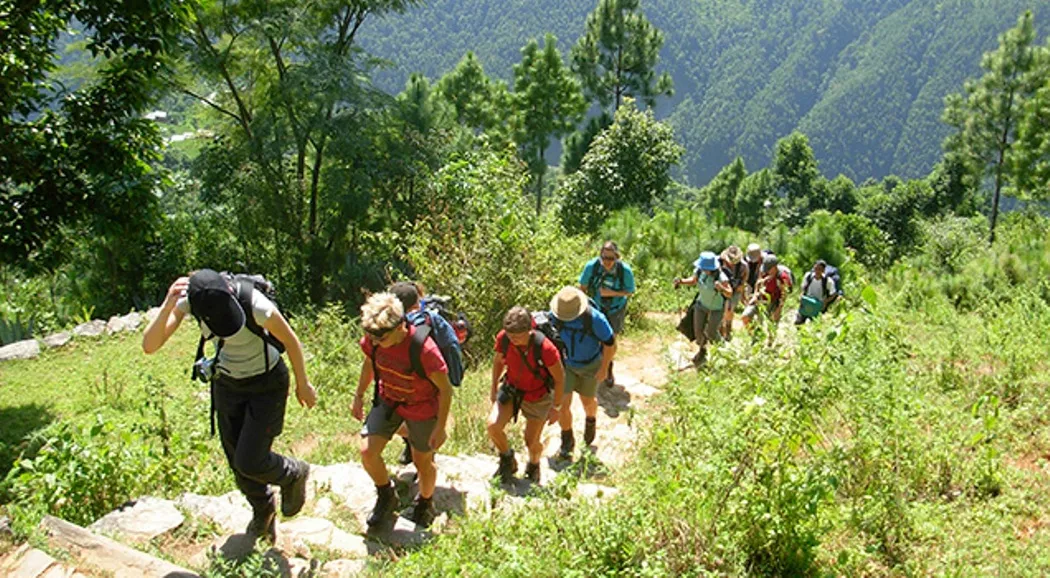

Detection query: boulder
xmin=89 ymin=497 xmax=185 ymax=543
xmin=106 ymin=315 xmax=127 ymax=335
xmin=0 ymin=339 xmax=39 ymax=362
xmin=72 ymin=320 xmax=106 ymax=338
xmin=176 ymin=492 xmax=252 ymax=535
xmin=121 ymin=312 xmax=143 ymax=331
xmin=42 ymin=332 xmax=71 ymax=349
xmin=277 ymin=517 xmax=368 ymax=559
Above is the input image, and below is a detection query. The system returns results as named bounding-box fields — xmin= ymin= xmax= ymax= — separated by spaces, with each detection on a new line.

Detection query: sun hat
xmin=187 ymin=269 xmax=245 ymax=338
xmin=693 ymin=251 xmax=719 ymax=272
xmin=550 ymin=286 xmax=589 ymax=322
xmin=724 ymin=245 xmax=743 ymax=264
xmin=747 ymin=243 xmax=761 ymax=255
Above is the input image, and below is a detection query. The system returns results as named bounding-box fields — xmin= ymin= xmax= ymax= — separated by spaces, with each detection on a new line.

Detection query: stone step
xmin=40 ymin=515 xmax=200 ymax=578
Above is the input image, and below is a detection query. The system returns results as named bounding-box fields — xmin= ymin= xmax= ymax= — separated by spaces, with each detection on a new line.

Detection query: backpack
xmin=536 ymin=301 xmax=599 ymax=364
xmin=422 ymin=295 xmax=473 ymax=345
xmin=586 ymin=260 xmax=625 ymax=310
xmin=496 ymin=330 xmax=554 ymax=392
xmin=802 ymin=266 xmax=844 ymax=299
xmin=777 ymin=265 xmax=796 ymax=291
xmin=408 ymin=309 xmax=464 ymax=387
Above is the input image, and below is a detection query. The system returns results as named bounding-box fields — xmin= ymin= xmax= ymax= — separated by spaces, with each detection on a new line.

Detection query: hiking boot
xmin=558 ymin=430 xmax=575 ymax=460
xmin=524 ymin=462 xmax=540 ymax=484
xmin=366 ymin=482 xmax=397 ymax=527
xmin=245 ymin=496 xmax=276 ymax=544
xmin=398 ymin=436 xmax=413 ymax=466
xmin=584 ymin=417 xmax=597 ymax=446
xmin=280 ymin=459 xmax=310 ymax=517
xmin=405 ymin=495 xmax=436 ymax=528
xmin=493 ymin=450 xmax=517 ymax=485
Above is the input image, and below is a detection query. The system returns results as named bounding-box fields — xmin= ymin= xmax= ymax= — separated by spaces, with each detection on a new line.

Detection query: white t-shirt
xmin=805 ymin=273 xmax=835 ymax=300
xmin=177 ymin=288 xmax=282 ymax=379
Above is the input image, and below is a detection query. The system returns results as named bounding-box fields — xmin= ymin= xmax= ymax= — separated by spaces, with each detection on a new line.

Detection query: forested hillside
xmin=360 ymin=0 xmax=1050 ymax=184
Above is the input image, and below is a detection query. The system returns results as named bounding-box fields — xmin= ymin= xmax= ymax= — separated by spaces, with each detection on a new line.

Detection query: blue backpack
xmin=407 ymin=309 xmax=465 ymax=387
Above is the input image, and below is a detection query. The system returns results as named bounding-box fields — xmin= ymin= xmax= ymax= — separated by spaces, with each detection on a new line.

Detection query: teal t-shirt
xmin=579 ymin=258 xmax=636 ymax=314
xmin=695 ymin=269 xmax=728 ymax=311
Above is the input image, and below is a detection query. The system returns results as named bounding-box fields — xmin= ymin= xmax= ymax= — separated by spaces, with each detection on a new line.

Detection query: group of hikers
xmin=140 ymin=240 xmax=839 ymax=542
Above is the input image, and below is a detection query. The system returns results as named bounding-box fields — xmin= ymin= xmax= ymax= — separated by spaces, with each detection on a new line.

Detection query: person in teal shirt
xmin=578 ymin=241 xmax=635 ymax=386
xmin=674 ymin=251 xmax=732 ymax=367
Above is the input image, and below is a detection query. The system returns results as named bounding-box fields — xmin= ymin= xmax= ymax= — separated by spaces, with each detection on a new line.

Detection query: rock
xmin=309 ymin=463 xmax=382 ymax=527
xmin=0 ymin=544 xmax=58 ymax=578
xmin=42 ymin=515 xmax=200 ymax=578
xmin=312 ymin=496 xmax=334 ymax=518
xmin=89 ymin=497 xmax=185 ymax=543
xmin=0 ymin=339 xmax=40 ymax=362
xmin=42 ymin=332 xmax=71 ymax=349
xmin=121 ymin=312 xmax=143 ymax=331
xmin=176 ymin=492 xmax=252 ymax=535
xmin=320 ymin=559 xmax=366 ymax=577
xmin=72 ymin=319 xmax=106 ymax=338
xmin=106 ymin=315 xmax=127 ymax=335
xmin=286 ymin=556 xmax=313 ymax=577
xmin=0 ymin=515 xmax=11 ymax=537
xmin=277 ymin=517 xmax=368 ymax=559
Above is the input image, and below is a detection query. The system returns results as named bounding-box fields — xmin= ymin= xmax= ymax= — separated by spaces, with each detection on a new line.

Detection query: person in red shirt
xmin=488 ymin=306 xmax=566 ymax=485
xmin=352 ymin=292 xmax=453 ymax=528
xmin=742 ymin=254 xmax=792 ymax=327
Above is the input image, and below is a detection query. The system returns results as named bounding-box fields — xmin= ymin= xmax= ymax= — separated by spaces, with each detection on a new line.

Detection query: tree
xmin=772 ymin=132 xmax=821 ymax=226
xmin=180 ymin=0 xmax=420 ymax=304
xmin=698 ymin=157 xmax=746 ymax=227
xmin=734 ymin=169 xmax=776 ymax=234
xmin=559 ymin=99 xmax=683 ymax=233
xmin=513 ymin=34 xmax=587 ymax=214
xmin=571 ymin=0 xmax=673 ymax=114
xmin=565 ymin=0 xmax=673 ymax=175
xmin=943 ymin=11 xmax=1046 ymax=244
xmin=1013 ymin=56 xmax=1050 ymax=196
xmin=435 ymin=51 xmax=511 ymax=137
xmin=0 ymin=0 xmax=191 ymax=269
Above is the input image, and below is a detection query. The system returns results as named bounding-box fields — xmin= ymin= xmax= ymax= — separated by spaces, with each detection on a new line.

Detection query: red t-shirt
xmin=494 ymin=330 xmax=561 ymax=402
xmin=360 ymin=325 xmax=447 ymax=421
xmin=762 ymin=269 xmax=791 ymax=303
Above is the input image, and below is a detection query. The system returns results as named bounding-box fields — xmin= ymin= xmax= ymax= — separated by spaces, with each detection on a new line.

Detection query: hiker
xmin=142 ymin=270 xmax=316 ymax=544
xmin=795 ymin=260 xmax=838 ymax=325
xmin=352 ymin=292 xmax=453 ymax=528
xmin=745 ymin=243 xmax=764 ymax=298
xmin=549 ymin=286 xmax=617 ymax=460
xmin=389 ymin=282 xmax=464 ymax=467
xmin=489 ymin=306 xmax=566 ymax=484
xmin=578 ymin=241 xmax=635 ymax=386
xmin=741 ymin=254 xmax=792 ymax=327
xmin=674 ymin=251 xmax=732 ymax=366
xmin=719 ymin=245 xmax=749 ymax=339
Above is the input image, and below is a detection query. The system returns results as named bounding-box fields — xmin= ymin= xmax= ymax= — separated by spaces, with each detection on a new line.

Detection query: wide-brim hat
xmin=550 ymin=286 xmax=589 ymax=322
xmin=693 ymin=251 xmax=719 ymax=272
xmin=188 ymin=269 xmax=245 ymax=338
xmin=724 ymin=245 xmax=743 ymax=264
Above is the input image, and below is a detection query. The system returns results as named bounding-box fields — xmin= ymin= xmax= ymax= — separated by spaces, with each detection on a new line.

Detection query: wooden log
xmin=40 ymin=516 xmax=200 ymax=578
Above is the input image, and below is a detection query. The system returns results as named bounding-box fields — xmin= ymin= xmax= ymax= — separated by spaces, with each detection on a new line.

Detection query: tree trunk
xmin=535 ymin=149 xmax=546 ymax=215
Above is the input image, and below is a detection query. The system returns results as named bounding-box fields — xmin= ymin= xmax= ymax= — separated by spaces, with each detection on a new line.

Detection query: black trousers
xmin=213 ymin=360 xmax=297 ymax=511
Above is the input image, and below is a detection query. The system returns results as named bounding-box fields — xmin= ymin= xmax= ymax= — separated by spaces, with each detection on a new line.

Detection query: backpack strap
xmin=802 ymin=272 xmax=813 ymax=294
xmin=497 ymin=333 xmax=510 ymax=357
xmin=234 ymin=281 xmax=286 ymax=373
xmin=409 ymin=323 xmax=433 ymax=383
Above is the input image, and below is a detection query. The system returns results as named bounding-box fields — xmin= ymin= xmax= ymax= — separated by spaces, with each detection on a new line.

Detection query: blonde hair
xmin=361 ymin=292 xmax=404 ymax=333
xmin=503 ymin=306 xmax=532 ymax=334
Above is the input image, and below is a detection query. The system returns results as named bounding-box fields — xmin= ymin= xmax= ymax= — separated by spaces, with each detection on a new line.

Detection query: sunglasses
xmin=600 ymin=254 xmax=617 ymax=262
xmin=365 ymin=321 xmax=401 ymax=339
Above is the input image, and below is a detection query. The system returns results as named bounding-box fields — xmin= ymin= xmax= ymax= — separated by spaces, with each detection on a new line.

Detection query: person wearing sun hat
xmin=719 ymin=245 xmax=749 ymax=339
xmin=674 ymin=251 xmax=733 ymax=366
xmin=141 ymin=269 xmax=317 ymax=545
xmin=548 ymin=286 xmax=617 ymax=460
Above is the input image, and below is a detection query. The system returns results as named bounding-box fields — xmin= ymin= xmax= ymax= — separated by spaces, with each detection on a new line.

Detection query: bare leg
xmin=360 ymin=435 xmax=391 ymax=486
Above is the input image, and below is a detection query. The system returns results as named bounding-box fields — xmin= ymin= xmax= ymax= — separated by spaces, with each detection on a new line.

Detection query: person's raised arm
xmin=263 ymin=311 xmax=316 ymax=408
xmin=142 ymin=277 xmax=189 ymax=354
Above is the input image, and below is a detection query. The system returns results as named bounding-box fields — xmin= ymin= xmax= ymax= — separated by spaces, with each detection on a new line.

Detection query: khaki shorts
xmin=518 ymin=392 xmax=553 ymax=421
xmin=361 ymin=402 xmax=437 ymax=453
xmin=563 ymin=358 xmax=602 ymax=398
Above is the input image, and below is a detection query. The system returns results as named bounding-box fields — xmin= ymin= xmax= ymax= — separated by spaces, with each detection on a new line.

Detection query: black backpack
xmin=423 ymin=294 xmax=473 ymax=345
xmin=535 ymin=302 xmax=598 ymax=364
xmin=802 ymin=266 xmax=844 ymax=298
xmin=497 ymin=330 xmax=554 ymax=392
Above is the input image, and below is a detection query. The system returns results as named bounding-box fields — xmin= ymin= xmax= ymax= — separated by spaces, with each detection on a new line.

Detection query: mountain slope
xmin=358 ymin=0 xmax=1050 ymax=184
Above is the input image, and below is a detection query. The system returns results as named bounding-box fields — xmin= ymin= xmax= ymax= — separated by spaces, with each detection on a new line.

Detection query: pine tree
xmin=943 ymin=11 xmax=1045 ymax=244
xmin=435 ymin=51 xmax=510 ymax=136
xmin=513 ymin=34 xmax=587 ymax=214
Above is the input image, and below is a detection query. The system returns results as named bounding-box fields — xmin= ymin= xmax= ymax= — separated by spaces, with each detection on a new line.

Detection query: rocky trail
xmin=1 ymin=327 xmax=707 ymax=578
